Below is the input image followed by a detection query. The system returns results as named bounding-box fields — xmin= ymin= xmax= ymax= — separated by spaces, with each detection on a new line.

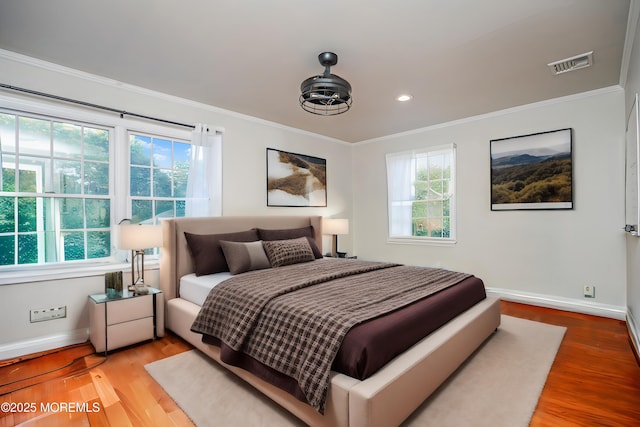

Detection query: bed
xmin=159 ymin=215 xmax=501 ymax=427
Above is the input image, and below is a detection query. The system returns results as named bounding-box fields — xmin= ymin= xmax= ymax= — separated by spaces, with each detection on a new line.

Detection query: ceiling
xmin=0 ymin=0 xmax=632 ymax=143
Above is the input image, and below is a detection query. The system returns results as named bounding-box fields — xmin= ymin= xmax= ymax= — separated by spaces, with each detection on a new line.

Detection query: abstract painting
xmin=266 ymin=148 xmax=327 ymax=207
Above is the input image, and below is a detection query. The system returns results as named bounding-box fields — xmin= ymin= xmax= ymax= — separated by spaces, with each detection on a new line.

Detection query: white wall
xmin=0 ymin=52 xmax=353 ymax=358
xmin=624 ymin=3 xmax=640 ymax=355
xmin=0 ymin=45 xmax=633 ymax=358
xmin=352 ymin=88 xmax=627 ymax=316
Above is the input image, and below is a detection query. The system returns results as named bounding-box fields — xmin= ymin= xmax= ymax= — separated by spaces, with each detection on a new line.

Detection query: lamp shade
xmin=323 ymin=218 xmax=349 ymax=236
xmin=115 ymin=224 xmax=163 ymax=250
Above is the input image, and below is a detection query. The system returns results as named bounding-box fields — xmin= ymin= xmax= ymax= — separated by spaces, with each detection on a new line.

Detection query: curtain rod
xmin=0 ymin=83 xmax=197 ymax=129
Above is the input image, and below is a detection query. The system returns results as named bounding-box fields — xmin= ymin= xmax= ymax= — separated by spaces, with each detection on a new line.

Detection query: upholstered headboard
xmin=159 ymin=216 xmax=323 ymax=300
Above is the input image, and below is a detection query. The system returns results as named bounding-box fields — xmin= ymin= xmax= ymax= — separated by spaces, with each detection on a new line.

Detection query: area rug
xmin=145 ymin=315 xmax=565 ymax=426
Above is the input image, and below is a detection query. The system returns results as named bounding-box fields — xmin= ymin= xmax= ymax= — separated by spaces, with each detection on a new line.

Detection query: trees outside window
xmin=386 ymin=145 xmax=456 ymax=243
xmin=129 ymin=133 xmax=190 ymax=224
xmin=0 ymin=112 xmax=111 ymax=265
xmin=0 ymin=109 xmax=195 ymax=268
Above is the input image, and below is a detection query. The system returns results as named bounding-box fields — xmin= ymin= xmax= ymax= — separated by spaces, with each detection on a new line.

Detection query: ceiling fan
xmin=300 ymin=52 xmax=352 ymax=116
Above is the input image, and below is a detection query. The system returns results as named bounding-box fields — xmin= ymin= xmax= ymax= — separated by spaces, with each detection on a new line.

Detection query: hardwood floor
xmin=0 ymin=335 xmax=194 ymax=427
xmin=0 ymin=301 xmax=639 ymax=426
xmin=502 ymin=301 xmax=640 ymax=427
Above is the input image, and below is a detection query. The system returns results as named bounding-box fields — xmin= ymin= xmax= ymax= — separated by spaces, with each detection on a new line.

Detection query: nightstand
xmin=325 ymin=254 xmax=358 ymax=259
xmin=88 ymin=288 xmax=164 ymax=354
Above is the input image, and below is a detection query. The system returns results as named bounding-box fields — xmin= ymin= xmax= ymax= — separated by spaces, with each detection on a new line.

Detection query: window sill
xmin=387 ymin=237 xmax=457 ymax=246
xmin=0 ymin=259 xmax=160 ymax=286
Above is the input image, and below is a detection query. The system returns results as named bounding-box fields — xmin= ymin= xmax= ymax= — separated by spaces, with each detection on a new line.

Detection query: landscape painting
xmin=266 ymin=148 xmax=327 ymax=207
xmin=491 ymin=128 xmax=573 ymax=210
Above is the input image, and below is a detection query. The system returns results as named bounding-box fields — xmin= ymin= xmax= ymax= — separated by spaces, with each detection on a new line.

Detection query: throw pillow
xmin=219 ymin=240 xmax=271 ymax=275
xmin=184 ymin=229 xmax=259 ymax=276
xmin=262 ymin=237 xmax=315 ymax=267
xmin=257 ymin=226 xmax=323 ymax=259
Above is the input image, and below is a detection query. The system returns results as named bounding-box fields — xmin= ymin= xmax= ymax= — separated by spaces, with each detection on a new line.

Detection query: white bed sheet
xmin=179 ymin=272 xmax=232 ymax=306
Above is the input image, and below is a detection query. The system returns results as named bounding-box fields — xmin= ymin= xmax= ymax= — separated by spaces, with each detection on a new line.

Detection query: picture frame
xmin=490 ymin=128 xmax=573 ymax=211
xmin=104 ymin=270 xmax=123 ymax=297
xmin=266 ymin=148 xmax=327 ymax=207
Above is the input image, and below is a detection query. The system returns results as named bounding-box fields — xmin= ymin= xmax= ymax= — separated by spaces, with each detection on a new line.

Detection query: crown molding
xmin=0 ymin=49 xmax=348 ymax=145
xmin=356 ymin=85 xmax=623 ymax=145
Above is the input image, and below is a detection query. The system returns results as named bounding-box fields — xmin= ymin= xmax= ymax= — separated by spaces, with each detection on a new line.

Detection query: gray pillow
xmin=262 ymin=237 xmax=315 ymax=267
xmin=219 ymin=240 xmax=271 ymax=275
xmin=184 ymin=229 xmax=259 ymax=276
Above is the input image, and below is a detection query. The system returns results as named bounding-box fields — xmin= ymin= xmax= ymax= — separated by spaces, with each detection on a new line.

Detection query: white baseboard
xmin=0 ymin=329 xmax=89 ymax=361
xmin=0 ymin=292 xmax=631 ymax=360
xmin=487 ymin=287 xmax=627 ymax=320
xmin=627 ymin=309 xmax=640 ymax=357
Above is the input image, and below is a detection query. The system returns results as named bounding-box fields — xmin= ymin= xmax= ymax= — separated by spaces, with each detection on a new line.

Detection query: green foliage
xmin=63 ymin=232 xmax=85 ymax=261
xmin=173 ymin=161 xmax=189 ymax=198
xmin=0 ymin=236 xmax=15 ymax=265
xmin=0 ymin=197 xmax=15 ymax=233
xmin=17 ymin=197 xmax=36 ymax=232
xmin=0 ymin=120 xmax=189 ymax=266
xmin=84 ymin=162 xmax=109 ymax=195
xmin=410 ymin=158 xmax=452 ymax=238
xmin=130 ymin=135 xmax=151 ymax=165
xmin=18 ymin=234 xmax=37 ymax=264
xmin=132 ymin=199 xmax=152 ymax=224
xmin=491 ymin=158 xmax=572 ymax=204
xmin=153 ymin=169 xmax=173 ymax=197
xmin=83 ymin=128 xmax=109 ymax=161
xmin=87 ymin=231 xmax=110 ymax=259
xmin=0 ymin=114 xmax=114 ymax=265
xmin=2 ymin=167 xmax=15 ymax=191
xmin=130 ymin=166 xmax=151 ymax=196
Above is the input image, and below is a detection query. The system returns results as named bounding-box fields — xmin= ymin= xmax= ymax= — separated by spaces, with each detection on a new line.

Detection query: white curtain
xmin=186 ymin=124 xmax=222 ymax=217
xmin=386 ymin=151 xmax=414 ymax=236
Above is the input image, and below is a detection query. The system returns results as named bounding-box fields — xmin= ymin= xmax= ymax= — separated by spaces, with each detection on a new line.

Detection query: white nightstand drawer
xmin=88 ymin=288 xmax=163 ymax=353
xmin=106 ymin=294 xmax=154 ymax=325
xmin=106 ymin=317 xmax=154 ymax=350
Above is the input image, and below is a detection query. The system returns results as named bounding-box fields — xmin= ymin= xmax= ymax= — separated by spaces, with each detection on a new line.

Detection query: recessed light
xmin=397 ymin=94 xmax=413 ymax=102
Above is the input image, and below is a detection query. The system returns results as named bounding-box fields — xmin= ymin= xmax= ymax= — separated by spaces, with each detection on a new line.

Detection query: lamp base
xmin=134 ymin=280 xmax=149 ymax=295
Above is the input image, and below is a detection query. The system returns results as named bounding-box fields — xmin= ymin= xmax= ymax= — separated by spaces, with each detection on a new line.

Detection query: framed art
xmin=490 ymin=128 xmax=573 ymax=211
xmin=266 ymin=148 xmax=327 ymax=207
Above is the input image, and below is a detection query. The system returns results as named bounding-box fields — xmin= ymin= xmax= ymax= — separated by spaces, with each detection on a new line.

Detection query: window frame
xmin=386 ymin=143 xmax=457 ymax=245
xmin=127 ymin=130 xmax=191 ymax=225
xmin=1 ymin=109 xmax=116 ymax=266
xmin=0 ymin=93 xmax=193 ymax=279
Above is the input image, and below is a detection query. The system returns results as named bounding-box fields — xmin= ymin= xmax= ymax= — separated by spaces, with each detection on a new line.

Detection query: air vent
xmin=547 ymin=51 xmax=593 ymax=75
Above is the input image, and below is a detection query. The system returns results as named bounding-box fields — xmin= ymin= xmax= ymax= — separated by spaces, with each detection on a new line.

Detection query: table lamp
xmin=322 ymin=218 xmax=349 ymax=257
xmin=115 ymin=223 xmax=162 ymax=294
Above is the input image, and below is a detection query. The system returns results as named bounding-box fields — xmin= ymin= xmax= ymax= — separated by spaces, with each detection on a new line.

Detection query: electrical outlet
xmin=583 ymin=285 xmax=595 ymax=298
xmin=30 ymin=306 xmax=67 ymax=323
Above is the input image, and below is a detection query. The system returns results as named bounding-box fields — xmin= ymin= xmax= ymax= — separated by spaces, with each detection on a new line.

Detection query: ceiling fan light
xmin=300 ymin=52 xmax=352 ymax=116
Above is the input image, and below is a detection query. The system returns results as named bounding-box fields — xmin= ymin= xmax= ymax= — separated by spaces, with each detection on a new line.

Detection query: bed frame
xmin=159 ymin=215 xmax=501 ymax=427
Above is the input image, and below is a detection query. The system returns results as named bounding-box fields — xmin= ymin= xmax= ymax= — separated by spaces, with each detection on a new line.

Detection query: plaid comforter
xmin=191 ymin=258 xmax=471 ymax=413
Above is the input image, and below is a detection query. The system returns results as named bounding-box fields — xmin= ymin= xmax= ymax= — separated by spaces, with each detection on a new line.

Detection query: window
xmin=128 ymin=132 xmax=191 ymax=224
xmin=386 ymin=144 xmax=456 ymax=243
xmin=0 ymin=99 xmax=218 ymax=271
xmin=0 ymin=112 xmax=112 ymax=265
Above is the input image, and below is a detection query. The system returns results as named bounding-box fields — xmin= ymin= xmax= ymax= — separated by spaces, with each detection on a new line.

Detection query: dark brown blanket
xmin=191 ymin=258 xmax=472 ymax=413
